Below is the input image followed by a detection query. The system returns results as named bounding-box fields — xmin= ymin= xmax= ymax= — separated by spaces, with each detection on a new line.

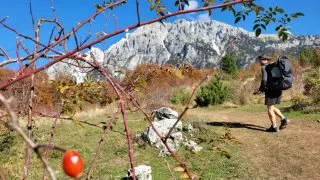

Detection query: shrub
xmin=170 ymin=88 xmax=191 ymax=106
xmin=221 ymin=54 xmax=238 ymax=75
xmin=299 ymin=48 xmax=320 ymax=68
xmin=304 ymin=68 xmax=320 ymax=103
xmin=195 ymin=76 xmax=228 ymax=107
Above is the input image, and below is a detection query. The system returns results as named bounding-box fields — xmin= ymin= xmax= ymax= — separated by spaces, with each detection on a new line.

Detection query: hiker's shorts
xmin=265 ymin=90 xmax=282 ymax=105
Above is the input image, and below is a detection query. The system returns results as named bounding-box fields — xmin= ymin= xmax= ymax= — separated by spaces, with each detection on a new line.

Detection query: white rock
xmin=128 ymin=165 xmax=152 ymax=180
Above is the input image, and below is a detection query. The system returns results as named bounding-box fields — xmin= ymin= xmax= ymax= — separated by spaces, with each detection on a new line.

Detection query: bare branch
xmin=86 ymin=108 xmax=120 ymax=179
xmin=178 ymin=0 xmax=182 ymax=11
xmin=135 ymin=0 xmax=141 ymax=25
xmin=119 ymin=100 xmax=136 ymax=179
xmin=29 ymin=0 xmax=35 ymax=29
xmin=50 ymin=0 xmax=58 ymax=20
xmin=43 ymin=104 xmax=63 ymax=180
xmin=113 ymin=15 xmax=118 ymax=30
xmin=0 ymin=16 xmax=9 ymax=23
xmin=0 ymin=47 xmax=11 ymax=60
xmin=34 ymin=111 xmax=105 ymax=129
xmin=165 ymin=160 xmax=177 ymax=180
xmin=0 ymin=166 xmax=8 ymax=180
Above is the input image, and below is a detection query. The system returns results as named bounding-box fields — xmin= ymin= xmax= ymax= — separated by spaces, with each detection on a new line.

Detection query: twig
xmin=165 ymin=160 xmax=177 ymax=180
xmin=178 ymin=0 xmax=182 ymax=11
xmin=29 ymin=0 xmax=35 ymax=29
xmin=43 ymin=104 xmax=64 ymax=180
xmin=86 ymin=108 xmax=120 ymax=179
xmin=0 ymin=16 xmax=9 ymax=23
xmin=135 ymin=0 xmax=141 ymax=25
xmin=119 ymin=100 xmax=136 ymax=180
xmin=0 ymin=47 xmax=11 ymax=60
xmin=0 ymin=166 xmax=8 ymax=180
xmin=23 ymin=16 xmax=41 ymax=179
xmin=50 ymin=0 xmax=58 ymax=20
xmin=113 ymin=15 xmax=118 ymax=30
xmin=34 ymin=111 xmax=103 ymax=129
xmin=15 ymin=40 xmax=23 ymax=70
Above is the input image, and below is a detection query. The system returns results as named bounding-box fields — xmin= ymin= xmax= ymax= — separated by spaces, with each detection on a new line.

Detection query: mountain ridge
xmin=48 ymin=19 xmax=320 ymax=82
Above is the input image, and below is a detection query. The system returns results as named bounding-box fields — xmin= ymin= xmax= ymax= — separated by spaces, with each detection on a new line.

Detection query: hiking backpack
xmin=268 ymin=56 xmax=293 ymax=91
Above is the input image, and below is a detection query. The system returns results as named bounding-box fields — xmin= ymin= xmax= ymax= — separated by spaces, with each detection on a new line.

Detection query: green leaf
xmin=253 ymin=24 xmax=260 ymax=30
xmin=242 ymin=15 xmax=246 ymax=21
xmin=208 ymin=9 xmax=212 ymax=16
xmin=276 ymin=8 xmax=284 ymax=13
xmin=291 ymin=12 xmax=305 ymax=18
xmin=184 ymin=0 xmax=189 ymax=6
xmin=282 ymin=33 xmax=288 ymax=41
xmin=275 ymin=25 xmax=283 ymax=31
xmin=71 ymin=118 xmax=85 ymax=128
xmin=228 ymin=6 xmax=236 ymax=16
xmin=221 ymin=6 xmax=227 ymax=12
xmin=260 ymin=24 xmax=266 ymax=30
xmin=296 ymin=12 xmax=304 ymax=16
xmin=255 ymin=28 xmax=262 ymax=37
xmin=0 ymin=53 xmax=4 ymax=57
xmin=234 ymin=16 xmax=241 ymax=24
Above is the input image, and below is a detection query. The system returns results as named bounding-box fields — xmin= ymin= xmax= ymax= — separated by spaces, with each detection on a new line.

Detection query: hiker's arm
xmin=254 ymin=66 xmax=267 ymax=94
xmin=259 ymin=66 xmax=267 ymax=92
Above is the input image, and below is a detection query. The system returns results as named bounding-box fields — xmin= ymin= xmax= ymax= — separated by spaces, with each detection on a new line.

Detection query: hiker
xmin=253 ymin=55 xmax=289 ymax=132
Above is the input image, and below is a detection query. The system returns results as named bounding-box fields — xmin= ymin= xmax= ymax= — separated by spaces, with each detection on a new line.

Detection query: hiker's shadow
xmin=206 ymin=121 xmax=266 ymax=132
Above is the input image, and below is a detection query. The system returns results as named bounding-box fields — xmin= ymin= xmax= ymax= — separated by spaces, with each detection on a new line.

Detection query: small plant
xmin=221 ymin=54 xmax=238 ymax=75
xmin=195 ymin=76 xmax=228 ymax=107
xmin=171 ymin=88 xmax=191 ymax=105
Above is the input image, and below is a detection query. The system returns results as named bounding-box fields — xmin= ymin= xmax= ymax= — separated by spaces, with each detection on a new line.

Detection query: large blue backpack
xmin=268 ymin=56 xmax=293 ymax=91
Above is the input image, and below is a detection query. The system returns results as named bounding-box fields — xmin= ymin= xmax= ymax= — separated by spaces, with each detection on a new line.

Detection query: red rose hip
xmin=62 ymin=150 xmax=84 ymax=178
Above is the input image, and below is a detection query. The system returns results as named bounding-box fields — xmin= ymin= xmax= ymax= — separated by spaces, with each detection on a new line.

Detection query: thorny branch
xmin=86 ymin=108 xmax=120 ymax=179
xmin=43 ymin=104 xmax=64 ymax=180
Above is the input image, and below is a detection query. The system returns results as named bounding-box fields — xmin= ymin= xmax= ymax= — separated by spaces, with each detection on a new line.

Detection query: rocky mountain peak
xmin=48 ymin=19 xmax=320 ymax=82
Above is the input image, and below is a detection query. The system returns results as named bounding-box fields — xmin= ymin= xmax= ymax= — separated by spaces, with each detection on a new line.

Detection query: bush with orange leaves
xmin=121 ymin=63 xmax=210 ymax=109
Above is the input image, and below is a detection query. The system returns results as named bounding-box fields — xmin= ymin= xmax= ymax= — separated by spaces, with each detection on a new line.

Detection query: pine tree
xmin=221 ymin=54 xmax=238 ymax=74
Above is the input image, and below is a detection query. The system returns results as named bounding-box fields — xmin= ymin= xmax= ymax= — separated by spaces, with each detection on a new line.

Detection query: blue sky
xmin=0 ymin=0 xmax=319 ymax=68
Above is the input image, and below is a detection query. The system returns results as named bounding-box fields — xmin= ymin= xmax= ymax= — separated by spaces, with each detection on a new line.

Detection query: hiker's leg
xmin=267 ymin=105 xmax=277 ymax=127
xmin=273 ymin=106 xmax=285 ymax=119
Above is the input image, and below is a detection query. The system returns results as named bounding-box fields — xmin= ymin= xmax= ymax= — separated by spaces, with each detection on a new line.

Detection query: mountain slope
xmin=48 ymin=19 xmax=320 ymax=82
xmin=105 ymin=19 xmax=320 ymax=70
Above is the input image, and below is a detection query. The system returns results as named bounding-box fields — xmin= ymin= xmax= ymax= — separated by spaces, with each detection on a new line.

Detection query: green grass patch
xmin=0 ymin=109 xmax=245 ymax=179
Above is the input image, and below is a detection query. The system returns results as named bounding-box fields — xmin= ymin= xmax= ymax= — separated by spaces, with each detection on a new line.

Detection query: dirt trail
xmin=188 ymin=108 xmax=320 ymax=179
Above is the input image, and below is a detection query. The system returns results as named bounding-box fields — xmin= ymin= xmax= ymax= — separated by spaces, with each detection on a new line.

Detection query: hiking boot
xmin=266 ymin=126 xmax=279 ymax=132
xmin=280 ymin=118 xmax=289 ymax=130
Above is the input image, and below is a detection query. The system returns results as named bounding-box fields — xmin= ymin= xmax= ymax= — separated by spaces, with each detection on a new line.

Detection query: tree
xmin=0 ymin=1 xmax=304 ymax=179
xmin=221 ymin=54 xmax=238 ymax=74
